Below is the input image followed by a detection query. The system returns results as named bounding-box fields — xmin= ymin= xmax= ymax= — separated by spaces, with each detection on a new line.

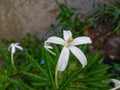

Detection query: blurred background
xmin=0 ymin=0 xmax=115 ymax=40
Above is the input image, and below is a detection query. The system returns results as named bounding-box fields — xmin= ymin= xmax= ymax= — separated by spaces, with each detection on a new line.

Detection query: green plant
xmin=87 ymin=0 xmax=120 ymax=36
xmin=0 ymin=33 xmax=111 ymax=90
xmin=0 ymin=1 xmax=114 ymax=89
xmin=55 ymin=2 xmax=89 ymax=35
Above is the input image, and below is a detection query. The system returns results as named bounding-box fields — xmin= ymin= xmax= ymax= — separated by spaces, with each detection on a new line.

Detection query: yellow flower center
xmin=65 ymin=37 xmax=73 ymax=47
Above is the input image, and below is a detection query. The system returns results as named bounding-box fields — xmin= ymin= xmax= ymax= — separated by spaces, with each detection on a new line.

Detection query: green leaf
xmin=45 ymin=51 xmax=56 ymax=89
xmin=59 ymin=67 xmax=82 ymax=90
xmin=26 ymin=53 xmax=48 ymax=77
xmin=21 ymin=71 xmax=48 ymax=81
xmin=114 ymin=63 xmax=120 ymax=71
xmin=31 ymin=82 xmax=51 ymax=86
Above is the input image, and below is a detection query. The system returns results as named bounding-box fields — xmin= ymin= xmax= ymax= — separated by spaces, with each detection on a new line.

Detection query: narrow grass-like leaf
xmin=81 ymin=52 xmax=101 ymax=73
xmin=0 ymin=46 xmax=10 ymax=64
xmin=31 ymin=82 xmax=51 ymax=86
xmin=45 ymin=51 xmax=56 ymax=89
xmin=21 ymin=82 xmax=35 ymax=90
xmin=26 ymin=53 xmax=48 ymax=77
xmin=80 ymin=75 xmax=110 ymax=82
xmin=86 ymin=65 xmax=110 ymax=76
xmin=0 ymin=74 xmax=23 ymax=89
xmin=60 ymin=67 xmax=82 ymax=90
xmin=21 ymin=71 xmax=48 ymax=81
xmin=87 ymin=81 xmax=110 ymax=89
xmin=22 ymin=63 xmax=33 ymax=71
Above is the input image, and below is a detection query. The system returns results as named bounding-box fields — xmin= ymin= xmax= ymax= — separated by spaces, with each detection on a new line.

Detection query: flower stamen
xmin=65 ymin=37 xmax=73 ymax=47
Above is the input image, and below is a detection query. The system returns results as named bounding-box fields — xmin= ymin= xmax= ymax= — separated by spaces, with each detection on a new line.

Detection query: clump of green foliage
xmin=87 ymin=0 xmax=120 ymax=36
xmin=53 ymin=0 xmax=90 ymax=36
xmin=0 ymin=33 xmax=111 ymax=90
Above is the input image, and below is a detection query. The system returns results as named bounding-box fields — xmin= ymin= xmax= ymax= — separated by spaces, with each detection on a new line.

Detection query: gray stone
xmin=0 ymin=0 xmax=116 ymax=40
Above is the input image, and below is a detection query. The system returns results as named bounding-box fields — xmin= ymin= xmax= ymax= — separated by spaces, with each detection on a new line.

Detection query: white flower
xmin=110 ymin=79 xmax=120 ymax=90
xmin=8 ymin=42 xmax=23 ymax=54
xmin=44 ymin=30 xmax=92 ymax=71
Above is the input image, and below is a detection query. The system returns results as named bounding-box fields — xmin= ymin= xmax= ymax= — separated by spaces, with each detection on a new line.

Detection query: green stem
xmin=55 ymin=62 xmax=59 ymax=89
xmin=11 ymin=52 xmax=17 ymax=71
xmin=46 ymin=48 xmax=56 ymax=56
xmin=46 ymin=52 xmax=56 ymax=89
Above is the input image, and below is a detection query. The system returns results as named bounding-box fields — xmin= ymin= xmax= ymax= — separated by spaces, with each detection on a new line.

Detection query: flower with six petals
xmin=8 ymin=42 xmax=23 ymax=54
xmin=44 ymin=30 xmax=92 ymax=71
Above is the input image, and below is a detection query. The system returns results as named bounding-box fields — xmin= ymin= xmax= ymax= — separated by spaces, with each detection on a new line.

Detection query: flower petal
xmin=15 ymin=46 xmax=23 ymax=51
xmin=110 ymin=79 xmax=120 ymax=86
xmin=70 ymin=46 xmax=87 ymax=68
xmin=46 ymin=45 xmax=53 ymax=49
xmin=63 ymin=30 xmax=72 ymax=41
xmin=58 ymin=47 xmax=69 ymax=71
xmin=44 ymin=45 xmax=56 ymax=56
xmin=110 ymin=86 xmax=120 ymax=90
xmin=12 ymin=47 xmax=15 ymax=54
xmin=45 ymin=36 xmax=64 ymax=45
xmin=14 ymin=42 xmax=19 ymax=46
xmin=72 ymin=37 xmax=92 ymax=46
